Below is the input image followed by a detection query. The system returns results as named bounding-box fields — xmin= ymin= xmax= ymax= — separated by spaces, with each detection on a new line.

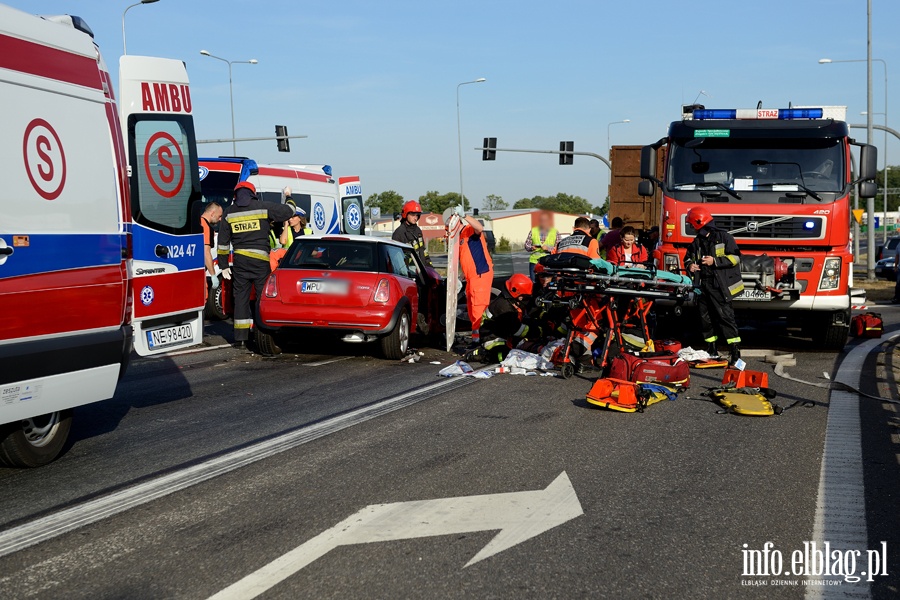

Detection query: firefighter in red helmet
xmin=392 ymin=200 xmax=432 ymax=267
xmin=467 ymin=273 xmax=542 ymax=363
xmin=684 ymin=206 xmax=744 ymax=365
xmin=217 ymin=180 xmax=294 ymax=350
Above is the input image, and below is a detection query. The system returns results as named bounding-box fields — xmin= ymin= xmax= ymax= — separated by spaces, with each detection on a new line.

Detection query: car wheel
xmin=255 ymin=329 xmax=282 ymax=356
xmin=0 ymin=409 xmax=73 ymax=468
xmin=205 ymin=278 xmax=227 ymax=320
xmin=381 ymin=310 xmax=410 ymax=360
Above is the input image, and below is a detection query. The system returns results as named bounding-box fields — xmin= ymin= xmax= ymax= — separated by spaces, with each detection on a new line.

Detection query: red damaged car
xmin=256 ymin=235 xmax=440 ymax=359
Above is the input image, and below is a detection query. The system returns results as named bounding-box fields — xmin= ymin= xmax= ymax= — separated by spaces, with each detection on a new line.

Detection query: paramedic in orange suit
xmin=557 ymin=216 xmax=602 ymax=259
xmin=454 ymin=205 xmax=493 ymax=345
xmin=200 ymin=202 xmax=223 ymax=302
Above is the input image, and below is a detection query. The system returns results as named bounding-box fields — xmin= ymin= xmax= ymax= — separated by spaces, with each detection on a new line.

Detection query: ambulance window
xmin=130 ymin=116 xmax=199 ymax=233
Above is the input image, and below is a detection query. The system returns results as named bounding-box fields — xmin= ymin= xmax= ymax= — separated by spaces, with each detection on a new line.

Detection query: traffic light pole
xmin=475 ymin=146 xmax=612 ymax=170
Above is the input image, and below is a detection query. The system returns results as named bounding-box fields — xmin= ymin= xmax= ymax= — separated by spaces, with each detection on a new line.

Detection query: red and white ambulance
xmin=0 ymin=5 xmax=203 ymax=466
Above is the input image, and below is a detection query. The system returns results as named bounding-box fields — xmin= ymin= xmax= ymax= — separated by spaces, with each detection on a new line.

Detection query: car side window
xmin=384 ymin=245 xmax=410 ymax=278
xmin=403 ymin=249 xmax=421 ymax=280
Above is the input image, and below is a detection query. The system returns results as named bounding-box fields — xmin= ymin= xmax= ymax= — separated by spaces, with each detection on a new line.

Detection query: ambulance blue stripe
xmin=327 ymin=209 xmax=340 ymax=234
xmin=131 ymin=224 xmax=204 ymax=271
xmin=0 ymin=234 xmax=123 ymax=279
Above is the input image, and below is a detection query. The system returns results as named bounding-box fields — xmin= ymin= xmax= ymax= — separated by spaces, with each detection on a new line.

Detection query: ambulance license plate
xmin=735 ymin=290 xmax=771 ymax=301
xmin=147 ymin=324 xmax=194 ymax=349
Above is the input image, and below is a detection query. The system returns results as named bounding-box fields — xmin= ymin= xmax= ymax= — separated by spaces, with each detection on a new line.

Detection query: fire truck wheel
xmin=381 ymin=310 xmax=410 ymax=360
xmin=205 ymin=278 xmax=227 ymax=320
xmin=814 ymin=318 xmax=849 ymax=350
xmin=255 ymin=330 xmax=283 ymax=357
xmin=0 ymin=409 xmax=73 ymax=468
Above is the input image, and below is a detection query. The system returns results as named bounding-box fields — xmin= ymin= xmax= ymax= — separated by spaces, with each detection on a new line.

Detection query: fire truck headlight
xmin=819 ymin=258 xmax=842 ymax=290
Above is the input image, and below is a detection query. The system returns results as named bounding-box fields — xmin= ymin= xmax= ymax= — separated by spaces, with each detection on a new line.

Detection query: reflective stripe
xmin=234 ymin=319 xmax=253 ymax=329
xmin=705 ymin=336 xmax=718 ymax=342
xmin=217 ymin=249 xmax=230 ymax=256
xmin=485 ymin=338 xmax=506 ymax=350
xmin=514 ymin=324 xmax=528 ymax=338
xmin=235 ymin=248 xmax=270 ymax=261
xmin=715 ymin=243 xmax=726 ymax=257
xmin=226 ymin=210 xmax=268 ymax=222
xmin=728 ymin=280 xmax=745 ymax=295
xmin=726 ymin=337 xmax=742 ymax=344
xmin=725 ymin=254 xmax=739 ymax=266
xmin=217 ymin=245 xmax=230 ymax=252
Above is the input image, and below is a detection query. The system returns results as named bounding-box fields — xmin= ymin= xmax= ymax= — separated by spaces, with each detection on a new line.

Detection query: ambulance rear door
xmin=338 ymin=177 xmax=364 ymax=235
xmin=119 ymin=55 xmax=204 ymax=355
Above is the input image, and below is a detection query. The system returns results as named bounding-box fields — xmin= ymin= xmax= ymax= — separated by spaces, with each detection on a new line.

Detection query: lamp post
xmin=456 ymin=78 xmax=486 ymax=211
xmin=607 ymin=119 xmax=631 ymax=155
xmin=819 ymin=45 xmax=886 ymax=276
xmin=862 ymin=111 xmax=889 ymax=242
xmin=200 ymin=51 xmax=258 ymax=155
xmin=122 ymin=0 xmax=160 ymax=56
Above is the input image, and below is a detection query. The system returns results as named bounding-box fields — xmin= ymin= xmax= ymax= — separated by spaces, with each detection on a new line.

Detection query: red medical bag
xmin=850 ymin=312 xmax=883 ymax=338
xmin=609 ymin=351 xmax=690 ymax=387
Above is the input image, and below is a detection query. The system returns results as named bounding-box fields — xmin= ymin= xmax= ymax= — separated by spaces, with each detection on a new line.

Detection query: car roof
xmin=296 ymin=234 xmax=409 ymax=248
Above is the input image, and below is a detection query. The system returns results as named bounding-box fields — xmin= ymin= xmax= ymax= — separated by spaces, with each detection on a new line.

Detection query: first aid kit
xmin=850 ymin=312 xmax=883 ymax=338
xmin=608 ymin=351 xmax=690 ymax=387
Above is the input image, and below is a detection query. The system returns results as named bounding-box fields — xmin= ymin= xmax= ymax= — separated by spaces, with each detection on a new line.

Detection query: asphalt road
xmin=0 ymin=309 xmax=898 ymax=599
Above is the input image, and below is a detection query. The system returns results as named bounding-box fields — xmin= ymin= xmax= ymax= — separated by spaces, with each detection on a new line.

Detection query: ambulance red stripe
xmin=257 ymin=166 xmax=331 ymax=182
xmin=132 ymin=269 xmax=205 ymax=319
xmin=0 ymin=33 xmax=102 ymax=90
xmin=1 ymin=266 xmax=125 ymax=339
xmin=338 ymin=176 xmax=359 ymax=184
xmin=200 ymin=161 xmax=242 ymax=173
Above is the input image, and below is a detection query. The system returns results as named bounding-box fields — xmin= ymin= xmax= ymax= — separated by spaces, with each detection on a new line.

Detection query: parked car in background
xmin=875 ymin=255 xmax=896 ymax=280
xmin=257 ymin=235 xmax=430 ymax=359
xmin=875 ymin=236 xmax=900 ymax=262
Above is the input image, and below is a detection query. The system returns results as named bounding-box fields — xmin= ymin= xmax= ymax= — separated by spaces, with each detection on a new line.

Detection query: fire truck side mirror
xmin=859 ymin=181 xmax=878 ymax=199
xmin=638 ymin=180 xmax=655 ymax=197
xmin=639 ymin=145 xmax=657 ymax=180
xmin=858 ymin=144 xmax=877 ymax=181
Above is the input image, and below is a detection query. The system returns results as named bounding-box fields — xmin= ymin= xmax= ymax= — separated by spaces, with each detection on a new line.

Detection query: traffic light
xmin=483 ymin=137 xmax=497 ymax=161
xmin=559 ymin=141 xmax=574 ymax=165
xmin=276 ymin=125 xmax=290 ymax=152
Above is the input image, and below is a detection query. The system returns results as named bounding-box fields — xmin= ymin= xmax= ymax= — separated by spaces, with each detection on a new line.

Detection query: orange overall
xmin=459 ymin=225 xmax=494 ymax=331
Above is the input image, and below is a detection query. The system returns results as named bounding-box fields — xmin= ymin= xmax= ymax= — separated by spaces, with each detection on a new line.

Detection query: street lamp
xmin=200 ymin=51 xmax=259 ymax=155
xmin=122 ymin=0 xmax=159 ymax=56
xmin=819 ymin=44 xmax=887 ymax=275
xmin=456 ymin=78 xmax=486 ymax=212
xmin=607 ymin=119 xmax=631 ymax=155
xmin=863 ymin=111 xmax=890 ymax=242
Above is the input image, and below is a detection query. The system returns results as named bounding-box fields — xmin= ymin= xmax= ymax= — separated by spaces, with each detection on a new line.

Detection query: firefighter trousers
xmin=698 ymin=279 xmax=741 ymax=345
xmin=231 ymin=253 xmax=271 ymax=342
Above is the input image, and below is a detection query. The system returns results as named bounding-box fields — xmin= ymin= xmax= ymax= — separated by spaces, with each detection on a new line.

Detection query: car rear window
xmin=282 ymin=240 xmax=377 ymax=272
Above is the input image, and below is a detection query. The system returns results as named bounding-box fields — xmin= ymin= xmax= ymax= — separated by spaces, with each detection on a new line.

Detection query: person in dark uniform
xmin=217 ymin=181 xmax=294 ymax=349
xmin=392 ymin=200 xmax=432 ymax=267
xmin=467 ymin=274 xmax=538 ymax=362
xmin=683 ymin=206 xmax=744 ymax=365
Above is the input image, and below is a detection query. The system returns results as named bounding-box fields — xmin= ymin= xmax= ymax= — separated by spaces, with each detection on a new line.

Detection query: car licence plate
xmin=735 ymin=290 xmax=772 ymax=302
xmin=301 ymin=280 xmax=348 ymax=295
xmin=146 ymin=324 xmax=194 ymax=349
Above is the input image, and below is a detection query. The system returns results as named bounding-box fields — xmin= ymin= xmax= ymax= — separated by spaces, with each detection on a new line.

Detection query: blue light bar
xmin=692 ymin=108 xmax=824 ymax=121
xmin=322 ymin=165 xmax=333 ymax=176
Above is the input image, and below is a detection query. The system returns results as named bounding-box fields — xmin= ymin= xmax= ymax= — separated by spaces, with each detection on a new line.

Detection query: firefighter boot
xmin=706 ymin=342 xmax=719 ymax=358
xmin=729 ymin=344 xmax=741 ymax=366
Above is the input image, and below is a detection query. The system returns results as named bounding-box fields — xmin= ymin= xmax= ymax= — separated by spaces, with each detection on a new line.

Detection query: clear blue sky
xmin=12 ymin=0 xmax=900 ymax=209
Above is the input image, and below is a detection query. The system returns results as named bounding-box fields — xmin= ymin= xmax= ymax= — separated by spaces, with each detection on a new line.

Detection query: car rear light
xmin=373 ymin=278 xmax=390 ymax=303
xmin=264 ymin=274 xmax=278 ymax=298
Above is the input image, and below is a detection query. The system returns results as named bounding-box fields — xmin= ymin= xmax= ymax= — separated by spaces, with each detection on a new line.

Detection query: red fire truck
xmin=638 ymin=105 xmax=878 ymax=349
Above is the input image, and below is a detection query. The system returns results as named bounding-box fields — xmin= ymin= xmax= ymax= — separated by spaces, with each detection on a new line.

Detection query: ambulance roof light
xmin=322 ymin=165 xmax=333 ymax=176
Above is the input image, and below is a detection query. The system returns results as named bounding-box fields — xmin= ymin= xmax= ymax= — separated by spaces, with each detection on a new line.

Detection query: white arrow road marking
xmin=208 ymin=472 xmax=583 ymax=600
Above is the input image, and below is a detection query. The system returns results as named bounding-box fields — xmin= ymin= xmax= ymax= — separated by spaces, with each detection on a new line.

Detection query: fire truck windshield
xmin=668 ymin=137 xmax=844 ymax=200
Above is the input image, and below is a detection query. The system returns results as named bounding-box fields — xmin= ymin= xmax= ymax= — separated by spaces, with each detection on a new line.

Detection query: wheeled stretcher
xmin=536 ymin=255 xmax=695 ymax=378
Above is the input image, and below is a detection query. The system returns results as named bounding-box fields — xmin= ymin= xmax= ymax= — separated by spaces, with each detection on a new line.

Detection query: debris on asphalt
xmin=501 ymin=349 xmax=552 ymax=371
xmin=438 ymin=360 xmax=474 ymax=377
xmin=430 ymin=361 xmax=442 ymax=365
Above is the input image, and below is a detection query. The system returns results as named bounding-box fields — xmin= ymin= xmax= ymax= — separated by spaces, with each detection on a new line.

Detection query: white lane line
xmin=302 ymin=356 xmax=354 ymax=367
xmin=805 ymin=336 xmax=894 ymax=599
xmin=0 ymin=374 xmax=484 ymax=559
xmin=160 ymin=343 xmax=233 ymax=357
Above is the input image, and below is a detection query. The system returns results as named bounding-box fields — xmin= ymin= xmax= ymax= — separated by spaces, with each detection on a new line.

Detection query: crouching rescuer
xmin=467 ymin=274 xmax=540 ymax=363
xmin=218 ymin=181 xmax=294 ymax=347
xmin=683 ymin=207 xmax=743 ymax=365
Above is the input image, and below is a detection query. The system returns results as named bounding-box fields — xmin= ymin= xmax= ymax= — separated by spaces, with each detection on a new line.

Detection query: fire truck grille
xmin=686 ymin=215 xmax=824 ymax=239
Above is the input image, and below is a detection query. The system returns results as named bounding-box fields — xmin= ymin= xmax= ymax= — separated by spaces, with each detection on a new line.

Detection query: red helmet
xmin=401 ymin=200 xmax=423 ymax=219
xmin=234 ymin=181 xmax=257 ymax=195
xmin=533 ymin=263 xmax=546 ymax=276
xmin=506 ymin=273 xmax=534 ymax=299
xmin=686 ymin=206 xmax=714 ymax=230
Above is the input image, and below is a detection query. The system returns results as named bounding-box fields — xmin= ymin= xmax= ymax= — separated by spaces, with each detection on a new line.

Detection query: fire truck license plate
xmin=735 ymin=290 xmax=771 ymax=301
xmin=147 ymin=324 xmax=194 ymax=349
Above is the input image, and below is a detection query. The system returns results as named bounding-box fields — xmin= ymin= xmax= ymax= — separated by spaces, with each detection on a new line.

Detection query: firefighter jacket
xmin=684 ymin=227 xmax=744 ymax=297
xmin=218 ymin=193 xmax=294 ymax=269
xmin=392 ymin=221 xmax=432 ymax=266
xmin=557 ymin=228 xmax=601 ymax=259
xmin=483 ymin=291 xmax=534 ymax=340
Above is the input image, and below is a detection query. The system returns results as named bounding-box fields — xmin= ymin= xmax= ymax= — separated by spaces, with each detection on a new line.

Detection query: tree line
xmin=366 ymin=191 xmax=608 ymax=218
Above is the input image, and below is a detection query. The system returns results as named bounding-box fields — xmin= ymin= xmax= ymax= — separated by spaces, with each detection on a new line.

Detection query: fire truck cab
xmin=639 ymin=105 xmax=878 ymax=349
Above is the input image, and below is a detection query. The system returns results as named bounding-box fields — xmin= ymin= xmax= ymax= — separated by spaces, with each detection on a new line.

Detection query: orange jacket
xmin=558 ymin=228 xmax=601 ymax=260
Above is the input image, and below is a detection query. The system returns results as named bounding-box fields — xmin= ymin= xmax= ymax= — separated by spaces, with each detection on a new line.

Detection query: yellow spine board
xmin=712 ymin=391 xmax=774 ymax=416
